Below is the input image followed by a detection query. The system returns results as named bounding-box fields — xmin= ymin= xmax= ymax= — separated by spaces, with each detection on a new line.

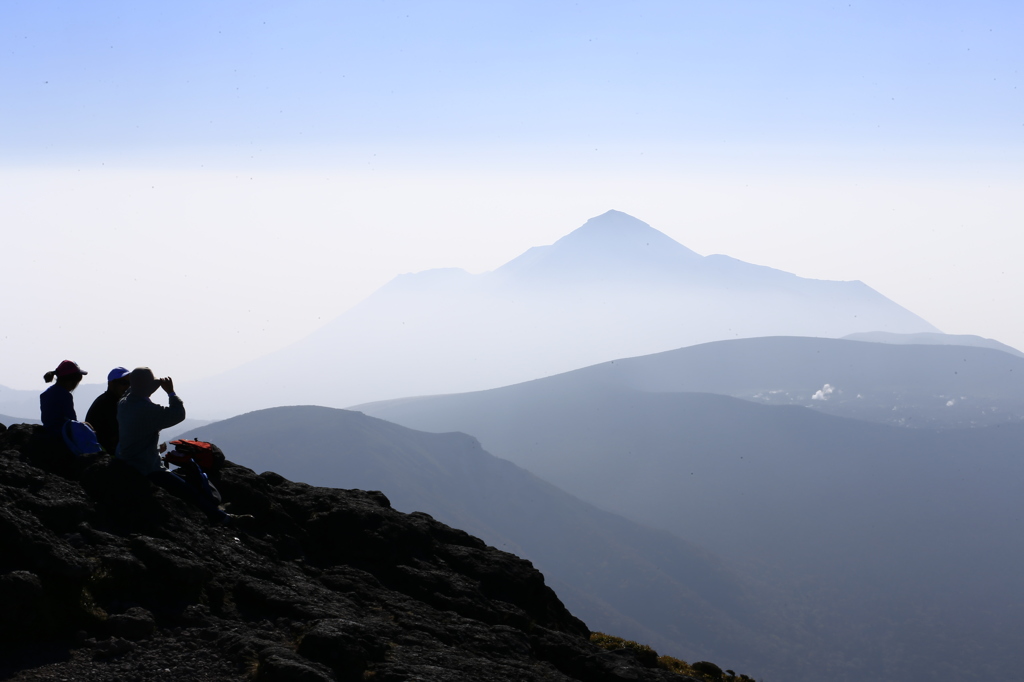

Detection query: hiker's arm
xmin=159 ymin=393 xmax=186 ymax=429
xmin=154 ymin=377 xmax=185 ymax=428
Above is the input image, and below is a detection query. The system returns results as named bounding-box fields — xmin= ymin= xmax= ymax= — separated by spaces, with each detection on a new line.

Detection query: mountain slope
xmin=843 ymin=330 xmax=1024 ymax=358
xmin=0 ymin=423 xmax=697 ymax=682
xmin=178 ymin=406 xmax=784 ymax=675
xmin=359 ymin=386 xmax=1024 ymax=573
xmin=184 ymin=211 xmax=937 ymax=417
xmin=0 ymin=413 xmax=39 ymax=427
xmin=358 ymin=385 xmax=1024 ymax=682
xmin=360 ymin=336 xmax=1024 ymax=429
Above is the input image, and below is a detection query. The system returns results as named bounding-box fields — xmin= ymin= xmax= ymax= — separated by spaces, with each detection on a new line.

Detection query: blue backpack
xmin=62 ymin=420 xmax=102 ymax=456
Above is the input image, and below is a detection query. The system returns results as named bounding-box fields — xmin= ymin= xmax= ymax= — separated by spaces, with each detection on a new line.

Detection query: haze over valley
xmin=5 ymin=209 xmax=1023 ymax=680
xmin=174 ymin=394 xmax=1024 ymax=681
xmin=7 ymin=216 xmax=1024 ymax=682
xmin=5 ymin=4 xmax=1023 ymax=681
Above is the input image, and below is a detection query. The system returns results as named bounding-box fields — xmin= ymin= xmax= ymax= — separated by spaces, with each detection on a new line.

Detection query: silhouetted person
xmin=39 ymin=360 xmax=87 ymax=435
xmin=85 ymin=367 xmax=131 ymax=454
xmin=117 ymin=367 xmax=227 ymax=523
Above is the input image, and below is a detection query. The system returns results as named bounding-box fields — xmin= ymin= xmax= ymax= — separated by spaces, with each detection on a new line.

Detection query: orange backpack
xmin=165 ymin=439 xmax=225 ymax=473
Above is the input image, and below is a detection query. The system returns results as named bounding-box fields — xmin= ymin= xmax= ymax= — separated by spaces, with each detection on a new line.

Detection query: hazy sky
xmin=2 ymin=1 xmax=1021 ymax=390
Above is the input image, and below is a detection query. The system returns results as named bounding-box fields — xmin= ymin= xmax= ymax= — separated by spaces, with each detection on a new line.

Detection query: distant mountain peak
xmin=495 ymin=210 xmax=702 ymax=278
xmin=566 ymin=209 xmax=654 ymax=235
xmin=185 ymin=211 xmax=940 ymax=417
xmin=553 ymin=210 xmax=698 ymax=254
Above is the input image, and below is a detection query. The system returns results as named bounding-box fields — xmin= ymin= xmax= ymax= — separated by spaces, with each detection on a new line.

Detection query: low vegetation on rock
xmin=589 ymin=633 xmax=752 ymax=681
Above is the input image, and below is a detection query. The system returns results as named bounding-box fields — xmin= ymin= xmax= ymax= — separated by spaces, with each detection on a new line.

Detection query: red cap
xmin=54 ymin=360 xmax=87 ymax=378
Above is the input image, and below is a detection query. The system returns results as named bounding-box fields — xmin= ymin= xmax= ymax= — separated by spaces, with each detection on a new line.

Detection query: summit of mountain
xmin=387 ymin=210 xmax=838 ymax=292
xmin=491 ymin=210 xmax=703 ymax=283
xmin=185 ymin=211 xmax=939 ymax=418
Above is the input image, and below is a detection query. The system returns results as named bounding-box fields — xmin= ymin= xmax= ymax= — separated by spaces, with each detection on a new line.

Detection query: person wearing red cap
xmin=39 ymin=360 xmax=88 ymax=435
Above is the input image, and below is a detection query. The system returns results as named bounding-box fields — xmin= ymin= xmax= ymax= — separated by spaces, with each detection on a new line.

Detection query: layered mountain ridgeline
xmin=358 ymin=336 xmax=1024 ymax=431
xmin=359 ymin=386 xmax=1024 ymax=681
xmin=842 ymin=331 xmax=1024 ymax=358
xmin=0 ymin=423 xmax=734 ymax=682
xmin=1 ymin=413 xmax=39 ymax=427
xmin=184 ymin=211 xmax=937 ymax=417
xmin=181 ymin=407 xmax=796 ymax=678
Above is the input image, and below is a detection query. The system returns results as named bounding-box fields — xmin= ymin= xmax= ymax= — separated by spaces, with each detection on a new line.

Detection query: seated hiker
xmin=117 ymin=367 xmax=228 ymax=524
xmin=39 ymin=360 xmax=88 ymax=434
xmin=85 ymin=367 xmax=131 ymax=454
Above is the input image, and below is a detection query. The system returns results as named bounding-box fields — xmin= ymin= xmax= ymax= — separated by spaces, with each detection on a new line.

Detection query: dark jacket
xmin=40 ymin=384 xmax=76 ymax=434
xmin=116 ymin=391 xmax=186 ymax=475
xmin=86 ymin=389 xmax=121 ymax=454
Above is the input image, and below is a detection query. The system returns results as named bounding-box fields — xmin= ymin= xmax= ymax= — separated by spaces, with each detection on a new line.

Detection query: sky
xmin=2 ymin=1 xmax=1022 ymax=390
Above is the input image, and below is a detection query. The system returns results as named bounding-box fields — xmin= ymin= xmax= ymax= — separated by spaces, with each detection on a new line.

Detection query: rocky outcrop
xmin=0 ymin=424 xmax=692 ymax=681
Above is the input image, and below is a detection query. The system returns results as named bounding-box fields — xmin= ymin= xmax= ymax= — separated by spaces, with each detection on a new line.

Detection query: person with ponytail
xmin=39 ymin=360 xmax=88 ymax=434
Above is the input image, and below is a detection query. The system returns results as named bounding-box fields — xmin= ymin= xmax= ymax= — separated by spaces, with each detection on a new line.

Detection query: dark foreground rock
xmin=0 ymin=424 xmax=693 ymax=682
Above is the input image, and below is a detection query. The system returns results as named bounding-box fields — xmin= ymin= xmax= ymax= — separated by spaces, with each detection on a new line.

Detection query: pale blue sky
xmin=1 ymin=1 xmax=1022 ymax=390
xmin=4 ymin=1 xmax=1021 ymax=159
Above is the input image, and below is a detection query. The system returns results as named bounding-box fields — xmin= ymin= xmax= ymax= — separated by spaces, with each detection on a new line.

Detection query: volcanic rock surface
xmin=0 ymin=423 xmax=692 ymax=681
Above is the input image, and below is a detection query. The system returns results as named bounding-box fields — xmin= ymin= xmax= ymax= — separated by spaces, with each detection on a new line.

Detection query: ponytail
xmin=44 ymin=370 xmax=57 ymax=383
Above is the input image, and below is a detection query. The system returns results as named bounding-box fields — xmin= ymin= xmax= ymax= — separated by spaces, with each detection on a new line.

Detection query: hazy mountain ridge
xmin=843 ymin=330 xmax=1024 ymax=357
xmin=183 ymin=211 xmax=938 ymax=418
xmin=358 ymin=336 xmax=1024 ymax=429
xmin=493 ymin=217 xmax=863 ymax=295
xmin=0 ymin=413 xmax=40 ymax=427
xmin=178 ymin=406 xmax=791 ymax=675
xmin=358 ymin=381 xmax=1024 ymax=681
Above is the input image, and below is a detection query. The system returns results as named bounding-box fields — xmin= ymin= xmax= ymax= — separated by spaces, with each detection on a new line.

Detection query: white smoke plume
xmin=812 ymin=383 xmax=835 ymax=401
